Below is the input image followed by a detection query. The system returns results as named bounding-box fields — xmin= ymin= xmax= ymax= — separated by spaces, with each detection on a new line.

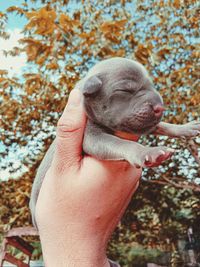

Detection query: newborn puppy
xmin=30 ymin=57 xmax=200 ymax=227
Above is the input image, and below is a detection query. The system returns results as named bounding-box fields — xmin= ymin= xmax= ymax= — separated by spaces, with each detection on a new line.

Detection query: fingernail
xmin=68 ymin=89 xmax=82 ymax=107
xmin=135 ymin=163 xmax=141 ymax=169
xmin=167 ymin=148 xmax=175 ymax=153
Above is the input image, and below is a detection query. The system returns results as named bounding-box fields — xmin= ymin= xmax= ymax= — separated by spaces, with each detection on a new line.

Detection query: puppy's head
xmin=82 ymin=57 xmax=164 ymax=135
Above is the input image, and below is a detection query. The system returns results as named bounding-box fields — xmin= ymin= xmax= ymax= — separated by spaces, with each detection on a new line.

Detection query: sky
xmin=0 ymin=1 xmax=28 ymax=180
xmin=0 ymin=28 xmax=27 ymax=75
xmin=0 ymin=0 xmax=27 ymax=76
xmin=0 ymin=0 xmax=27 ymax=29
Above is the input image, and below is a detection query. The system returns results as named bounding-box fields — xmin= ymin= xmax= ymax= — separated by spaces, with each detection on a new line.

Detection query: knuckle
xmin=57 ymin=119 xmax=80 ymax=138
xmin=57 ymin=116 xmax=74 ymax=129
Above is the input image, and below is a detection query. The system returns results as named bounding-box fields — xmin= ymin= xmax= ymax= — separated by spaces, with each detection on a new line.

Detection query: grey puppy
xmin=30 ymin=57 xmax=200 ymax=228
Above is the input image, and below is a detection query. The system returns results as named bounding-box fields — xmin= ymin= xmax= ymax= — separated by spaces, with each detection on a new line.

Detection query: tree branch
xmin=145 ymin=176 xmax=200 ymax=192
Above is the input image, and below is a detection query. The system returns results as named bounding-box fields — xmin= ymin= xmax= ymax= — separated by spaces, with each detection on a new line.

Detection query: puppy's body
xmin=30 ymin=57 xmax=200 ymax=228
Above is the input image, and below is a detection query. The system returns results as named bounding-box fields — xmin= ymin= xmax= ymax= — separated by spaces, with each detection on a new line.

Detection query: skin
xmin=35 ymin=90 xmax=141 ymax=267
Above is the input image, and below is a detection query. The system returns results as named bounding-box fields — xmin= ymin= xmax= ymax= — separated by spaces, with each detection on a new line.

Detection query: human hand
xmin=35 ymin=89 xmax=142 ymax=267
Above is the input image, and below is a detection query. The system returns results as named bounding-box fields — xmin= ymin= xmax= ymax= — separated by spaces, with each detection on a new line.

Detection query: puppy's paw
xmin=126 ymin=146 xmax=174 ymax=168
xmin=141 ymin=147 xmax=174 ymax=168
xmin=128 ymin=146 xmax=175 ymax=168
xmin=180 ymin=121 xmax=200 ymax=138
xmin=127 ymin=146 xmax=174 ymax=168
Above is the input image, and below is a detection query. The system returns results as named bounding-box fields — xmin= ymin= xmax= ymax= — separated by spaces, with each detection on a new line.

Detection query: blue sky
xmin=0 ymin=1 xmax=28 ymax=180
xmin=0 ymin=1 xmax=29 ymax=76
xmin=0 ymin=0 xmax=27 ymax=29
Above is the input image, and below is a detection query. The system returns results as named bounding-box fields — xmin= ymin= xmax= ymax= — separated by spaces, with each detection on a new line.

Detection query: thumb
xmin=54 ymin=89 xmax=86 ymax=171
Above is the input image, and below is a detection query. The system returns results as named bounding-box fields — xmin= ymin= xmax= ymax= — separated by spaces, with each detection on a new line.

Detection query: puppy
xmin=30 ymin=57 xmax=200 ymax=228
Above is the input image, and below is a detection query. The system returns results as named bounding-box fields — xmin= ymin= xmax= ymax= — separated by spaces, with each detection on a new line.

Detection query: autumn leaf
xmin=25 ymin=7 xmax=56 ymax=35
xmin=135 ymin=44 xmax=152 ymax=64
xmin=173 ymin=0 xmax=181 ymax=8
xmin=21 ymin=38 xmax=52 ymax=62
xmin=100 ymin=19 xmax=127 ymax=33
xmin=0 ymin=70 xmax=8 ymax=76
xmin=59 ymin=13 xmax=80 ymax=32
xmin=100 ymin=20 xmax=127 ymax=44
xmin=6 ymin=6 xmax=25 ymax=15
xmin=0 ymin=12 xmax=6 ymax=18
xmin=157 ymin=47 xmax=171 ymax=59
xmin=46 ymin=62 xmax=59 ymax=70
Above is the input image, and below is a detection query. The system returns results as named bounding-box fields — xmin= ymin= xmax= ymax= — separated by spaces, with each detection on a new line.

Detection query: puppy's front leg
xmin=83 ymin=120 xmax=174 ymax=168
xmin=153 ymin=121 xmax=200 ymax=138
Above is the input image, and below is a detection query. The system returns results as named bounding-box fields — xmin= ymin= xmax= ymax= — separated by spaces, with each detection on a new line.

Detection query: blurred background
xmin=0 ymin=0 xmax=199 ymax=266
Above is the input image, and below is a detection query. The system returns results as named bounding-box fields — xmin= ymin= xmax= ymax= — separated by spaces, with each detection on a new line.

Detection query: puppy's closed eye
xmin=114 ymin=89 xmax=134 ymax=94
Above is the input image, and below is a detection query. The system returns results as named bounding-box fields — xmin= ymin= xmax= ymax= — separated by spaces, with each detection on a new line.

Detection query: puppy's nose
xmin=153 ymin=104 xmax=165 ymax=118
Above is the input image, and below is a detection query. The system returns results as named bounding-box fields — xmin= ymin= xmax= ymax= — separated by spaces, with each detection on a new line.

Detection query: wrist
xmin=42 ymin=248 xmax=110 ymax=267
xmin=40 ymin=233 xmax=110 ymax=267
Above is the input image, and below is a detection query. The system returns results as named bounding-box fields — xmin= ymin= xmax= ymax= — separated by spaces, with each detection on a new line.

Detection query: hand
xmin=35 ymin=89 xmax=142 ymax=267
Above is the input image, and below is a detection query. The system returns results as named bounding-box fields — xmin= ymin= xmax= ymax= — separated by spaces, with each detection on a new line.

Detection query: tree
xmin=0 ymin=0 xmax=199 ymax=265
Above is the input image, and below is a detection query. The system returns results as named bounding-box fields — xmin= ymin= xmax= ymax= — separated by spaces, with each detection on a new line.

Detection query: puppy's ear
xmin=83 ymin=75 xmax=102 ymax=97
